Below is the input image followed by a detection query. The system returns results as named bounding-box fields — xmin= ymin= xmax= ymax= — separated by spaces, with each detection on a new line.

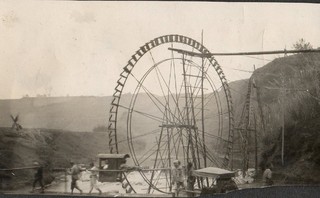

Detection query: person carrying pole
xmin=31 ymin=162 xmax=44 ymax=193
xmin=186 ymin=162 xmax=196 ymax=197
xmin=262 ymin=163 xmax=273 ymax=186
xmin=171 ymin=160 xmax=184 ymax=196
xmin=88 ymin=162 xmax=102 ymax=195
xmin=68 ymin=161 xmax=84 ymax=194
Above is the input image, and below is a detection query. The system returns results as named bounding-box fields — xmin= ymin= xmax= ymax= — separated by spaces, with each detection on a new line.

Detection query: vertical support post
xmin=253 ymin=65 xmax=258 ymax=172
xmin=242 ymin=129 xmax=248 ymax=178
xmin=254 ymin=113 xmax=258 ymax=173
xmin=281 ymin=73 xmax=285 ymax=166
xmin=182 ymin=54 xmax=191 ymax=162
xmin=167 ymin=114 xmax=172 ymax=191
xmin=281 ymin=54 xmax=286 ymax=167
xmin=64 ymin=169 xmax=67 ymax=194
xmin=190 ymin=90 xmax=201 ymax=189
xmin=148 ymin=129 xmax=163 ymax=193
xmin=200 ymin=30 xmax=209 ymax=187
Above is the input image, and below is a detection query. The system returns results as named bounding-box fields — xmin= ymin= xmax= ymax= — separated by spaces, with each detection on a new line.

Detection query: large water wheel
xmin=107 ymin=34 xmax=234 ymax=194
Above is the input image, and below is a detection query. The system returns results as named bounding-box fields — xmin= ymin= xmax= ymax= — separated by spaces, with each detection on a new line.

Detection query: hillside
xmin=0 ymin=127 xmax=134 ymax=189
xmin=248 ymin=52 xmax=320 ymax=183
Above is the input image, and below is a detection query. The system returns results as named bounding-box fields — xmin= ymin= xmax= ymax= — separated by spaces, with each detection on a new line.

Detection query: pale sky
xmin=1 ymin=1 xmax=320 ymax=99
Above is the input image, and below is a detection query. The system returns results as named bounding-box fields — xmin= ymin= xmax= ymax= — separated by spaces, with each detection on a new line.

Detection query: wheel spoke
xmin=119 ymin=104 xmax=165 ymax=123
xmin=120 ymin=129 xmax=161 ymax=145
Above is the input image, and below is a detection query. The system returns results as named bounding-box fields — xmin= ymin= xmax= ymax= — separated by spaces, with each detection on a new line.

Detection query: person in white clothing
xmin=103 ymin=160 xmax=109 ymax=170
xmin=88 ymin=162 xmax=102 ymax=195
xmin=171 ymin=160 xmax=184 ymax=196
xmin=262 ymin=163 xmax=273 ymax=186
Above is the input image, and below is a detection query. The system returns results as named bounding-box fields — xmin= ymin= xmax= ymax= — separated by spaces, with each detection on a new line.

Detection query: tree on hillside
xmin=293 ymin=38 xmax=313 ymax=50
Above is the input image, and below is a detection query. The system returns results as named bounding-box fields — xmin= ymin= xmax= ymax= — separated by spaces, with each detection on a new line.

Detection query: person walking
xmin=88 ymin=162 xmax=102 ymax=195
xmin=171 ymin=160 xmax=184 ymax=196
xmin=31 ymin=162 xmax=44 ymax=193
xmin=68 ymin=161 xmax=83 ymax=194
xmin=262 ymin=163 xmax=273 ymax=186
xmin=186 ymin=162 xmax=196 ymax=197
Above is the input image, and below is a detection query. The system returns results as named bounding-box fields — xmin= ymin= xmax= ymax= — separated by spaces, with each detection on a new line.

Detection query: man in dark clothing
xmin=68 ymin=161 xmax=84 ymax=194
xmin=31 ymin=162 xmax=44 ymax=193
xmin=186 ymin=162 xmax=196 ymax=197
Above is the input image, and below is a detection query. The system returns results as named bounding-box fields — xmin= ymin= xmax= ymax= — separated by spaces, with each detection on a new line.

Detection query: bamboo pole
xmin=281 ymin=73 xmax=285 ymax=166
xmin=168 ymin=48 xmax=320 ymax=57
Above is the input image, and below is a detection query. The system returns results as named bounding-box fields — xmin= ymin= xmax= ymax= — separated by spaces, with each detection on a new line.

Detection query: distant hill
xmin=0 ymin=81 xmax=249 ymax=133
xmin=0 ymin=96 xmax=112 ymax=132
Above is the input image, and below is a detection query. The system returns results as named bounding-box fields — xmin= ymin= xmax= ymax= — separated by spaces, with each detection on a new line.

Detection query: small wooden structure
xmin=97 ymin=153 xmax=130 ymax=182
xmin=193 ymin=167 xmax=235 ymax=179
xmin=192 ymin=167 xmax=238 ymax=195
xmin=10 ymin=115 xmax=22 ymax=131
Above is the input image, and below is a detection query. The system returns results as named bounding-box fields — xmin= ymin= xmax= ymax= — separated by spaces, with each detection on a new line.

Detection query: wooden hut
xmin=97 ymin=153 xmax=130 ymax=182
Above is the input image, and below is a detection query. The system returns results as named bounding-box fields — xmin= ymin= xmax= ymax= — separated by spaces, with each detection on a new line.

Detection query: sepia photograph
xmin=0 ymin=1 xmax=320 ymax=197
